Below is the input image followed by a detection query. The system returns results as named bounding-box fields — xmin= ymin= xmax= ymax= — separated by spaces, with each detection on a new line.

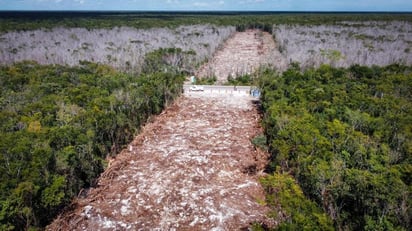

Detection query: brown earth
xmin=48 ymin=92 xmax=273 ymax=230
xmin=196 ymin=29 xmax=287 ymax=83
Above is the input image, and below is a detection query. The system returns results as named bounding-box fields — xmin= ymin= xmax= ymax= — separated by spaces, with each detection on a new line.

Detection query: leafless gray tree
xmin=0 ymin=25 xmax=235 ymax=73
xmin=273 ymin=21 xmax=412 ymax=69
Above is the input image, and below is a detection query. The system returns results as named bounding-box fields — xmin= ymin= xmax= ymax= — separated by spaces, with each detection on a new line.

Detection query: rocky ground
xmin=48 ymin=91 xmax=272 ymax=230
xmin=196 ymin=29 xmax=287 ymax=83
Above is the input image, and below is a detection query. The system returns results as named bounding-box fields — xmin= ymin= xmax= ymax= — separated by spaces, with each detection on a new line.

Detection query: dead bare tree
xmin=272 ymin=21 xmax=412 ymax=69
xmin=0 ymin=25 xmax=235 ymax=73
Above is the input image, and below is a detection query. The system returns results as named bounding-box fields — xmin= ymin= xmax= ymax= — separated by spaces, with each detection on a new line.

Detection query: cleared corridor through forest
xmin=196 ymin=29 xmax=286 ymax=83
xmin=48 ymin=30 xmax=276 ymax=230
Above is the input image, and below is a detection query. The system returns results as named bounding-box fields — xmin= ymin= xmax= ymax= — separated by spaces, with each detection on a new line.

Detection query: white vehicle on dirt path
xmin=189 ymin=85 xmax=204 ymax=91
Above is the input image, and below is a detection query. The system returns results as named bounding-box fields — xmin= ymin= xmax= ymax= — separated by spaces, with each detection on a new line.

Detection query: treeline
xmin=0 ymin=58 xmax=184 ymax=230
xmin=0 ymin=25 xmax=235 ymax=73
xmin=273 ymin=21 xmax=412 ymax=69
xmin=258 ymin=64 xmax=411 ymax=230
xmin=1 ymin=12 xmax=412 ymax=33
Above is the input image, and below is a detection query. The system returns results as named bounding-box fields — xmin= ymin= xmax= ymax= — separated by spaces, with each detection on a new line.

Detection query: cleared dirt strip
xmin=49 ymin=92 xmax=273 ymax=230
xmin=196 ymin=29 xmax=286 ymax=83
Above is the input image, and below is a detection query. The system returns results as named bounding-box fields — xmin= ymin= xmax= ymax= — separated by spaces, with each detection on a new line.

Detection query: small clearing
xmin=196 ymin=29 xmax=287 ymax=83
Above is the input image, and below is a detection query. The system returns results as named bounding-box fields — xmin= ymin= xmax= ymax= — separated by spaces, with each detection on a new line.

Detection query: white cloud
xmin=166 ymin=0 xmax=180 ymax=4
xmin=240 ymin=0 xmax=265 ymax=4
xmin=192 ymin=1 xmax=225 ymax=8
xmin=193 ymin=1 xmax=209 ymax=7
xmin=35 ymin=0 xmax=80 ymax=3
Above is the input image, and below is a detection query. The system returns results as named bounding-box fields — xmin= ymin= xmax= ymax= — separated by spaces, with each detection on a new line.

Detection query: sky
xmin=0 ymin=0 xmax=411 ymax=12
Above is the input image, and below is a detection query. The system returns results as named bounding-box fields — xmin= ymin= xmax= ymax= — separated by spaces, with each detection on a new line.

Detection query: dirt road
xmin=196 ymin=30 xmax=287 ymax=83
xmin=49 ymin=92 xmax=270 ymax=230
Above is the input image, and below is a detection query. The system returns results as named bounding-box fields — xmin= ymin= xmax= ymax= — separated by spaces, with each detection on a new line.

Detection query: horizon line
xmin=1 ymin=10 xmax=412 ymax=13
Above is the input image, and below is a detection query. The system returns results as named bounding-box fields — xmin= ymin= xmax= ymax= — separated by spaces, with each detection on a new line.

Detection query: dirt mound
xmin=48 ymin=92 xmax=273 ymax=230
xmin=196 ymin=30 xmax=287 ymax=83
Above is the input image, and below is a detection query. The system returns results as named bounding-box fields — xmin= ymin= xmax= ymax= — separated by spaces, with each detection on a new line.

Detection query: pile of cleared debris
xmin=48 ymin=91 xmax=273 ymax=230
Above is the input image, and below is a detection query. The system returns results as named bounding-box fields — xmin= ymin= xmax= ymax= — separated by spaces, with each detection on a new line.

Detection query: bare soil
xmin=48 ymin=92 xmax=273 ymax=230
xmin=196 ymin=29 xmax=287 ymax=83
